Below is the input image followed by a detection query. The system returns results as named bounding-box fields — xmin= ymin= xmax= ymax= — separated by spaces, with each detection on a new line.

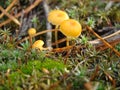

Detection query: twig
xmin=105 ymin=1 xmax=114 ymax=10
xmin=90 ymin=65 xmax=100 ymax=81
xmin=52 ymin=45 xmax=74 ymax=52
xmin=86 ymin=26 xmax=120 ymax=57
xmin=96 ymin=37 xmax=120 ymax=51
xmin=0 ymin=6 xmax=21 ymax=26
xmin=102 ymin=30 xmax=120 ymax=39
xmin=0 ymin=0 xmax=17 ymax=18
xmin=89 ymin=30 xmax=120 ymax=44
xmin=48 ymin=73 xmax=69 ymax=90
xmin=17 ymin=29 xmax=56 ymax=45
xmin=110 ymin=0 xmax=120 ymax=2
xmin=73 ymin=59 xmax=87 ymax=73
xmin=104 ymin=71 xmax=116 ymax=87
xmin=52 ymin=38 xmax=66 ymax=46
xmin=0 ymin=0 xmax=42 ymax=27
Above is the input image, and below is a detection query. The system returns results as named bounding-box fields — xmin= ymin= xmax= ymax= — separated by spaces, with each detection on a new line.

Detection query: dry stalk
xmin=0 ymin=0 xmax=42 ymax=27
xmin=52 ymin=44 xmax=84 ymax=54
xmin=52 ymin=45 xmax=74 ymax=52
xmin=96 ymin=37 xmax=120 ymax=51
xmin=17 ymin=29 xmax=56 ymax=45
xmin=52 ymin=38 xmax=66 ymax=46
xmin=90 ymin=30 xmax=120 ymax=44
xmin=0 ymin=6 xmax=21 ymax=26
xmin=0 ymin=0 xmax=17 ymax=18
xmin=90 ymin=65 xmax=100 ymax=81
xmin=110 ymin=0 xmax=120 ymax=2
xmin=102 ymin=30 xmax=120 ymax=39
xmin=104 ymin=71 xmax=116 ymax=87
xmin=86 ymin=26 xmax=120 ymax=57
xmin=48 ymin=73 xmax=69 ymax=90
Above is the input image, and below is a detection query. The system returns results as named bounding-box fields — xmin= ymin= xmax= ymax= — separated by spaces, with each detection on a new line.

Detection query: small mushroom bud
xmin=32 ymin=40 xmax=44 ymax=50
xmin=28 ymin=28 xmax=36 ymax=36
xmin=28 ymin=28 xmax=36 ymax=48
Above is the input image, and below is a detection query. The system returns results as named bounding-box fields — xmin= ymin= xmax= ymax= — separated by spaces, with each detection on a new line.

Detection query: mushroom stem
xmin=29 ymin=36 xmax=33 ymax=48
xmin=66 ymin=37 xmax=69 ymax=46
xmin=55 ymin=25 xmax=59 ymax=48
xmin=28 ymin=28 xmax=36 ymax=49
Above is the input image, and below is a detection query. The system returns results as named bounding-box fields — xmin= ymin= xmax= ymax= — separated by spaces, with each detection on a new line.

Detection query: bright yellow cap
xmin=60 ymin=19 xmax=82 ymax=38
xmin=48 ymin=10 xmax=69 ymax=25
xmin=32 ymin=40 xmax=44 ymax=50
xmin=28 ymin=28 xmax=36 ymax=36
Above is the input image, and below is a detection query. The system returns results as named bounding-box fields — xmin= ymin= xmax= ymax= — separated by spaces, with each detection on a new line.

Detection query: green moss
xmin=115 ymin=43 xmax=120 ymax=51
xmin=9 ymin=72 xmax=22 ymax=86
xmin=20 ymin=60 xmax=42 ymax=74
xmin=42 ymin=58 xmax=65 ymax=71
xmin=0 ymin=86 xmax=9 ymax=90
xmin=21 ymin=59 xmax=65 ymax=74
xmin=0 ymin=60 xmax=18 ymax=71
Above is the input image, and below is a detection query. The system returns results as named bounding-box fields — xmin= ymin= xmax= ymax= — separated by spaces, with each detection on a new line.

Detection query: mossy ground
xmin=0 ymin=0 xmax=120 ymax=89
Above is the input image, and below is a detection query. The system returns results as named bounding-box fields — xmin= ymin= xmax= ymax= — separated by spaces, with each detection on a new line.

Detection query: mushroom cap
xmin=48 ymin=10 xmax=69 ymax=25
xmin=32 ymin=40 xmax=44 ymax=50
xmin=60 ymin=19 xmax=82 ymax=38
xmin=28 ymin=28 xmax=36 ymax=36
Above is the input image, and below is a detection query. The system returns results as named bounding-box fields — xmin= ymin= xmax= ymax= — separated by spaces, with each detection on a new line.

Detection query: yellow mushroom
xmin=28 ymin=28 xmax=36 ymax=48
xmin=48 ymin=10 xmax=69 ymax=25
xmin=47 ymin=10 xmax=69 ymax=48
xmin=28 ymin=28 xmax=36 ymax=36
xmin=32 ymin=40 xmax=44 ymax=50
xmin=60 ymin=19 xmax=82 ymax=46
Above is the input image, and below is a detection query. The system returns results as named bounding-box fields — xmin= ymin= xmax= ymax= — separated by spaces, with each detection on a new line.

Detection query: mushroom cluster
xmin=48 ymin=9 xmax=82 ymax=46
xmin=27 ymin=9 xmax=82 ymax=51
xmin=48 ymin=10 xmax=69 ymax=48
xmin=27 ymin=28 xmax=52 ymax=51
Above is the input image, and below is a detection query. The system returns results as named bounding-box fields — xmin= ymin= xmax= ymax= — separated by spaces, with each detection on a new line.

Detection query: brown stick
xmin=0 ymin=0 xmax=17 ymax=18
xmin=96 ymin=37 xmax=120 ymax=51
xmin=110 ymin=0 xmax=120 ymax=2
xmin=0 ymin=6 xmax=21 ymax=26
xmin=17 ymin=29 xmax=56 ymax=45
xmin=86 ymin=26 xmax=120 ymax=57
xmin=90 ymin=65 xmax=100 ymax=81
xmin=52 ymin=38 xmax=66 ymax=46
xmin=90 ymin=30 xmax=120 ymax=44
xmin=0 ymin=0 xmax=42 ymax=27
xmin=104 ymin=71 xmax=116 ymax=87
xmin=101 ymin=30 xmax=120 ymax=40
xmin=52 ymin=45 xmax=74 ymax=52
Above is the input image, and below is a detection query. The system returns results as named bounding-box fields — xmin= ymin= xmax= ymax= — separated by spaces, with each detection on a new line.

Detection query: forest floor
xmin=0 ymin=0 xmax=120 ymax=90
